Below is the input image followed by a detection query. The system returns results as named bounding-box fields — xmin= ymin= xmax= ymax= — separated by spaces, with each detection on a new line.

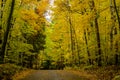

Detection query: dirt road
xmin=20 ymin=70 xmax=90 ymax=80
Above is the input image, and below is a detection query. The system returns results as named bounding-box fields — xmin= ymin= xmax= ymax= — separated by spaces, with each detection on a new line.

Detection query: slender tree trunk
xmin=104 ymin=18 xmax=109 ymax=65
xmin=113 ymin=0 xmax=120 ymax=66
xmin=110 ymin=0 xmax=119 ymax=65
xmin=0 ymin=0 xmax=15 ymax=64
xmin=74 ymin=32 xmax=81 ymax=66
xmin=66 ymin=0 xmax=75 ymax=66
xmin=0 ymin=0 xmax=6 ymax=31
xmin=110 ymin=0 xmax=115 ymax=56
xmin=0 ymin=0 xmax=5 ymax=20
xmin=113 ymin=0 xmax=120 ymax=65
xmin=110 ymin=0 xmax=115 ymax=63
xmin=18 ymin=52 xmax=22 ymax=66
xmin=68 ymin=16 xmax=75 ymax=66
xmin=67 ymin=0 xmax=82 ymax=66
xmin=90 ymin=0 xmax=102 ymax=66
xmin=29 ymin=55 xmax=33 ymax=68
xmin=95 ymin=17 xmax=102 ymax=66
xmin=113 ymin=0 xmax=120 ymax=28
xmin=71 ymin=26 xmax=81 ymax=66
xmin=114 ymin=28 xmax=118 ymax=65
xmin=84 ymin=29 xmax=92 ymax=65
xmin=0 ymin=0 xmax=5 ymax=50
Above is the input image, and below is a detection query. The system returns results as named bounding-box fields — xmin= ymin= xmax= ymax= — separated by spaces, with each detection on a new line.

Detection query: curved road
xmin=20 ymin=70 xmax=89 ymax=80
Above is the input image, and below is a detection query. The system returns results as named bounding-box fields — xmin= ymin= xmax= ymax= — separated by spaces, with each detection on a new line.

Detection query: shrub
xmin=113 ymin=75 xmax=120 ymax=80
xmin=0 ymin=63 xmax=24 ymax=80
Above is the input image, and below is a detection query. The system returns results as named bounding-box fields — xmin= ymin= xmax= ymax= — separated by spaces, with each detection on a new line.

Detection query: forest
xmin=0 ymin=0 xmax=120 ymax=80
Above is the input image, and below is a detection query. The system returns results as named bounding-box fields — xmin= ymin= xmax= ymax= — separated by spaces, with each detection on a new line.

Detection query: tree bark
xmin=0 ymin=0 xmax=15 ymax=63
xmin=66 ymin=0 xmax=75 ymax=66
xmin=94 ymin=18 xmax=102 ymax=66
xmin=0 ymin=0 xmax=5 ymax=51
xmin=110 ymin=0 xmax=119 ymax=65
xmin=84 ymin=29 xmax=92 ymax=65
xmin=113 ymin=0 xmax=120 ymax=66
xmin=113 ymin=0 xmax=120 ymax=28
xmin=90 ymin=0 xmax=102 ymax=66
xmin=114 ymin=28 xmax=118 ymax=65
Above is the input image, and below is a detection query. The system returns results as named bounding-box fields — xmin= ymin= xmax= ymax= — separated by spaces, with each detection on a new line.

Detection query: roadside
xmin=85 ymin=65 xmax=120 ymax=80
xmin=12 ymin=66 xmax=120 ymax=80
xmin=12 ymin=69 xmax=35 ymax=80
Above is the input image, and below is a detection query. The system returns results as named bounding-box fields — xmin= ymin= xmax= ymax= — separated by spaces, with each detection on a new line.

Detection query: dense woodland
xmin=0 ymin=0 xmax=120 ymax=79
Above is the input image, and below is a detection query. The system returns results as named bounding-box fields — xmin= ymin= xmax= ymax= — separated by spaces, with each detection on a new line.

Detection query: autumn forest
xmin=0 ymin=0 xmax=120 ymax=80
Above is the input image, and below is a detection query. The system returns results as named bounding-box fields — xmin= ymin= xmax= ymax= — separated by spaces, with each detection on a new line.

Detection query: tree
xmin=113 ymin=0 xmax=120 ymax=28
xmin=0 ymin=0 xmax=49 ymax=69
xmin=0 ymin=0 xmax=15 ymax=63
xmin=88 ymin=0 xmax=102 ymax=66
xmin=84 ymin=29 xmax=92 ymax=65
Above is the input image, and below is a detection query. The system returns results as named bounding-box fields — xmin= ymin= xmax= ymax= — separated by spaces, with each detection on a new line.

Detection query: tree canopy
xmin=0 ymin=0 xmax=120 ymax=70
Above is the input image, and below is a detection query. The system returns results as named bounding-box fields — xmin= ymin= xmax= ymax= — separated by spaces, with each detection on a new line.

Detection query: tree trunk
xmin=114 ymin=28 xmax=118 ymax=65
xmin=74 ymin=32 xmax=81 ymax=66
xmin=66 ymin=0 xmax=75 ymax=66
xmin=113 ymin=0 xmax=120 ymax=66
xmin=90 ymin=0 xmax=102 ymax=66
xmin=110 ymin=0 xmax=119 ymax=65
xmin=0 ymin=0 xmax=6 ymax=20
xmin=29 ymin=55 xmax=33 ymax=68
xmin=95 ymin=17 xmax=102 ymax=66
xmin=113 ymin=0 xmax=120 ymax=28
xmin=0 ymin=0 xmax=15 ymax=64
xmin=0 ymin=0 xmax=6 ymax=52
xmin=84 ymin=29 xmax=92 ymax=65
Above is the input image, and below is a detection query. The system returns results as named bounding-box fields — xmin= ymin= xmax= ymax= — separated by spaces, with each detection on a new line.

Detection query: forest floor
xmin=85 ymin=65 xmax=120 ymax=80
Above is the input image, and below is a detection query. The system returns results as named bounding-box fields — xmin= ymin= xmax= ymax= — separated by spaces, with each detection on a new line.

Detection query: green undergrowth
xmin=85 ymin=65 xmax=120 ymax=80
xmin=0 ymin=63 xmax=25 ymax=80
xmin=64 ymin=65 xmax=120 ymax=80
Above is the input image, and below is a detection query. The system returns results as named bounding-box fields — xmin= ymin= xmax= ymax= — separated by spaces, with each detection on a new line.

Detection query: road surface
xmin=20 ymin=70 xmax=90 ymax=80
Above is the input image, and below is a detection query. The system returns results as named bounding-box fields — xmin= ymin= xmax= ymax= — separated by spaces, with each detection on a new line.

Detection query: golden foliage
xmin=21 ymin=9 xmax=39 ymax=21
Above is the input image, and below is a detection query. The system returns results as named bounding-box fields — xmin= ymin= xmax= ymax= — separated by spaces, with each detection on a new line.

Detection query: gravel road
xmin=20 ymin=70 xmax=89 ymax=80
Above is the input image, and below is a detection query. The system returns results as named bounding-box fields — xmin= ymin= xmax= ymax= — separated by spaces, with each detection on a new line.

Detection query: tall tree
xmin=0 ymin=0 xmax=15 ymax=63
xmin=109 ymin=0 xmax=119 ymax=65
xmin=84 ymin=29 xmax=92 ymax=65
xmin=113 ymin=0 xmax=120 ymax=28
xmin=89 ymin=0 xmax=102 ymax=66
